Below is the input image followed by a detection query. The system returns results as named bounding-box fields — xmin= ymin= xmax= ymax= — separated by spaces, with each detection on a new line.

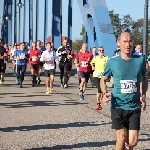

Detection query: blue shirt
xmin=14 ymin=50 xmax=28 ymax=66
xmin=103 ymin=55 xmax=146 ymax=110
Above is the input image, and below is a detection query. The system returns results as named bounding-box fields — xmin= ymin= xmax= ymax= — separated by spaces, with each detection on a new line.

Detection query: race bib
xmin=97 ymin=71 xmax=103 ymax=77
xmin=46 ymin=61 xmax=53 ymax=64
xmin=32 ymin=56 xmax=37 ymax=61
xmin=81 ymin=61 xmax=88 ymax=67
xmin=120 ymin=80 xmax=137 ymax=93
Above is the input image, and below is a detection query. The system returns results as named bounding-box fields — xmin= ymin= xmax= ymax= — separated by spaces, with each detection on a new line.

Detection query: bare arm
xmin=100 ymin=76 xmax=108 ymax=93
xmin=142 ymin=75 xmax=148 ymax=96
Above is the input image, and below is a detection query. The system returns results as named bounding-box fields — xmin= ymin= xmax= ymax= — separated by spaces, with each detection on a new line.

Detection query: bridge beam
xmin=52 ymin=0 xmax=61 ymax=49
xmin=68 ymin=0 xmax=72 ymax=48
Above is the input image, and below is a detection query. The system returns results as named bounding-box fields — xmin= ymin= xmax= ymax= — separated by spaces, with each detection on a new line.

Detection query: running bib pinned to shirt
xmin=32 ymin=56 xmax=37 ymax=61
xmin=81 ymin=61 xmax=88 ymax=67
xmin=46 ymin=61 xmax=53 ymax=64
xmin=120 ymin=80 xmax=137 ymax=93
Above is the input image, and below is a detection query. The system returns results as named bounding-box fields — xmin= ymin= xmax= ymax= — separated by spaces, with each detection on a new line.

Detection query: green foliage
xmin=72 ymin=39 xmax=83 ymax=51
xmin=72 ymin=24 xmax=85 ymax=51
xmin=73 ymin=12 xmax=150 ymax=52
xmin=109 ymin=10 xmax=150 ymax=51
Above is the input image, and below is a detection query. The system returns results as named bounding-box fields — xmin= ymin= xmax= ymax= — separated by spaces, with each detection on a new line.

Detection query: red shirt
xmin=76 ymin=51 xmax=93 ymax=72
xmin=29 ymin=48 xmax=40 ymax=64
xmin=69 ymin=50 xmax=74 ymax=65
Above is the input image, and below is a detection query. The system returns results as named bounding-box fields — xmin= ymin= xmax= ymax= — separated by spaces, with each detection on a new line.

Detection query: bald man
xmin=100 ymin=32 xmax=148 ymax=150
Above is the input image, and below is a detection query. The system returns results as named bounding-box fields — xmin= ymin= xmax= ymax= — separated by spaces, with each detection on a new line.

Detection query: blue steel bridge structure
xmin=0 ymin=0 xmax=117 ymax=58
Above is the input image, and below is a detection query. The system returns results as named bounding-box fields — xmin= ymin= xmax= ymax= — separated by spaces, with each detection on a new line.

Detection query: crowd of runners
xmin=0 ymin=32 xmax=150 ymax=150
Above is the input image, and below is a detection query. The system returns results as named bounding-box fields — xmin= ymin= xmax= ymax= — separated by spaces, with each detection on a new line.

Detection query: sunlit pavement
xmin=0 ymin=63 xmax=150 ymax=150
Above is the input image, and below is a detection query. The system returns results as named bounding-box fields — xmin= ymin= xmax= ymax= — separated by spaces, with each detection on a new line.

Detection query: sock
xmin=50 ymin=83 xmax=53 ymax=88
xmin=80 ymin=90 xmax=83 ymax=94
xmin=47 ymin=87 xmax=50 ymax=91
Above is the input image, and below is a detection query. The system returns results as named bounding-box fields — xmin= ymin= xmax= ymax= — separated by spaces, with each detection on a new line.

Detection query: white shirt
xmin=40 ymin=50 xmax=58 ymax=70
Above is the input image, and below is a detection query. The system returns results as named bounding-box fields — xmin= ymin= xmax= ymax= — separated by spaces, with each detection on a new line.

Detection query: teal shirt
xmin=103 ymin=55 xmax=146 ymax=110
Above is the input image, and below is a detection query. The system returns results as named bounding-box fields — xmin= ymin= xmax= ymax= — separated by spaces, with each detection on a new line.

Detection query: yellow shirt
xmin=91 ymin=56 xmax=108 ymax=78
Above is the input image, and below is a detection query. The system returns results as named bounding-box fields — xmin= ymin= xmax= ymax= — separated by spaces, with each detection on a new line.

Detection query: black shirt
xmin=0 ymin=46 xmax=7 ymax=62
xmin=58 ymin=46 xmax=69 ymax=63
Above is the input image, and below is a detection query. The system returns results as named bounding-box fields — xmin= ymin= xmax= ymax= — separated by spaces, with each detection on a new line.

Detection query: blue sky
xmin=69 ymin=0 xmax=149 ymax=40
xmin=0 ymin=0 xmax=149 ymax=40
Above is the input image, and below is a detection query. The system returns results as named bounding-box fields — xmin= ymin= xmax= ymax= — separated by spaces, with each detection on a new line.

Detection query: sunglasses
xmin=98 ymin=50 xmax=104 ymax=52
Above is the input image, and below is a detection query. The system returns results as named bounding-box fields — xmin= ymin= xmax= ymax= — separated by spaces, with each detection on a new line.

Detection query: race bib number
xmin=97 ymin=71 xmax=103 ymax=77
xmin=32 ymin=56 xmax=37 ymax=61
xmin=81 ymin=61 xmax=88 ymax=67
xmin=46 ymin=61 xmax=53 ymax=64
xmin=120 ymin=80 xmax=137 ymax=93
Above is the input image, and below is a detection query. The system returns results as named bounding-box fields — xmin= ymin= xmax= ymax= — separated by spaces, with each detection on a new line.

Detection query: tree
xmin=72 ymin=24 xmax=85 ymax=51
xmin=80 ymin=24 xmax=85 ymax=41
xmin=121 ymin=14 xmax=134 ymax=32
xmin=109 ymin=10 xmax=122 ymax=39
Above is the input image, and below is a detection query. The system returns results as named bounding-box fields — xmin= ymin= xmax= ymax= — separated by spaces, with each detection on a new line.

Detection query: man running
xmin=37 ymin=40 xmax=46 ymax=84
xmin=40 ymin=42 xmax=58 ymax=94
xmin=90 ymin=47 xmax=98 ymax=87
xmin=75 ymin=43 xmax=93 ymax=100
xmin=10 ymin=44 xmax=18 ymax=74
xmin=0 ymin=39 xmax=7 ymax=85
xmin=28 ymin=42 xmax=41 ymax=87
xmin=91 ymin=46 xmax=108 ymax=110
xmin=100 ymin=32 xmax=148 ymax=150
xmin=66 ymin=43 xmax=75 ymax=85
xmin=57 ymin=40 xmax=70 ymax=88
xmin=14 ymin=42 xmax=28 ymax=88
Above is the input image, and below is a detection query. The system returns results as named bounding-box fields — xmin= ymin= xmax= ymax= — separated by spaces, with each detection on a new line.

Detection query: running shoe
xmin=50 ymin=87 xmax=54 ymax=92
xmin=19 ymin=83 xmax=22 ymax=88
xmin=79 ymin=93 xmax=84 ymax=100
xmin=1 ymin=76 xmax=4 ymax=82
xmin=37 ymin=79 xmax=41 ymax=84
xmin=95 ymin=103 xmax=102 ymax=110
xmin=0 ymin=80 xmax=3 ymax=85
xmin=64 ymin=84 xmax=68 ymax=88
xmin=16 ymin=79 xmax=19 ymax=85
xmin=46 ymin=90 xmax=51 ymax=94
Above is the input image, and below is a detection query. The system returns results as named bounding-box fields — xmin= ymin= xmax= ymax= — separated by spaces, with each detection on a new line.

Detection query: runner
xmin=91 ymin=46 xmax=108 ymax=110
xmin=100 ymin=32 xmax=148 ymax=150
xmin=11 ymin=44 xmax=18 ymax=75
xmin=37 ymin=40 xmax=46 ymax=84
xmin=57 ymin=40 xmax=70 ymax=88
xmin=28 ymin=42 xmax=41 ymax=87
xmin=66 ymin=43 xmax=75 ymax=86
xmin=75 ymin=43 xmax=93 ymax=100
xmin=14 ymin=42 xmax=28 ymax=88
xmin=40 ymin=42 xmax=58 ymax=94
xmin=90 ymin=47 xmax=98 ymax=87
xmin=0 ymin=39 xmax=7 ymax=85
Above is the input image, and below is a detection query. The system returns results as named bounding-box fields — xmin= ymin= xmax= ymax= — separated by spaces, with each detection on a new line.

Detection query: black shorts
xmin=111 ymin=107 xmax=141 ymax=130
xmin=0 ymin=62 xmax=5 ymax=73
xmin=30 ymin=64 xmax=39 ymax=70
xmin=93 ymin=77 xmax=102 ymax=93
xmin=79 ymin=71 xmax=90 ymax=83
xmin=39 ymin=61 xmax=43 ymax=67
xmin=44 ymin=69 xmax=55 ymax=77
xmin=68 ymin=65 xmax=72 ymax=71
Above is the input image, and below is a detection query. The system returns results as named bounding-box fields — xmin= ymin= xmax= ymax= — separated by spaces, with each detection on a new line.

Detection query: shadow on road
xmin=0 ymin=100 xmax=88 ymax=108
xmin=24 ymin=141 xmax=116 ymax=150
xmin=0 ymin=121 xmax=111 ymax=132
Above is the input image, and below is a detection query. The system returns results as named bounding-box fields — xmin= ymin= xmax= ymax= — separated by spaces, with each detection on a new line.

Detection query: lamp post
xmin=143 ymin=0 xmax=149 ymax=59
